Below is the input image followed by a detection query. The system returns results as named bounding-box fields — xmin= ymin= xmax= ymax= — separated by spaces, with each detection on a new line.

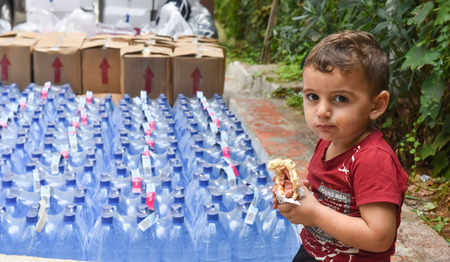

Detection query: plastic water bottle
xmin=92 ymin=173 xmax=112 ymax=215
xmin=231 ymin=211 xmax=266 ymax=261
xmin=5 ymin=194 xmax=29 ymax=219
xmin=197 ymin=210 xmax=232 ymax=262
xmin=78 ymin=160 xmax=98 ymax=198
xmin=10 ymin=137 xmax=31 ymax=174
xmin=156 ymin=177 xmax=174 ymax=218
xmin=17 ymin=211 xmax=51 ymax=258
xmin=265 ymin=210 xmax=300 ymax=261
xmin=87 ymin=212 xmax=127 ymax=262
xmin=0 ymin=204 xmax=13 ymax=254
xmin=127 ymin=212 xmax=160 ymax=262
xmin=161 ymin=213 xmax=197 ymax=262
xmin=74 ymin=190 xmax=97 ymax=233
xmin=51 ymin=210 xmax=87 ymax=260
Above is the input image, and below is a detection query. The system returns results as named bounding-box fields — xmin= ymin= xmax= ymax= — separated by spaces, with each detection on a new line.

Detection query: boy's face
xmin=302 ymin=66 xmax=376 ymax=147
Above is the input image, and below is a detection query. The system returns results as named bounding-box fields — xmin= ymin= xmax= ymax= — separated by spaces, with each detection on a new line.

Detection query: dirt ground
xmin=404 ymin=171 xmax=450 ymax=242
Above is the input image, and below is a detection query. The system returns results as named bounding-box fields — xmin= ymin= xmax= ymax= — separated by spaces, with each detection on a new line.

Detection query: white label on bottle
xmin=44 ymin=81 xmax=51 ymax=90
xmin=220 ymin=141 xmax=231 ymax=159
xmin=80 ymin=108 xmax=88 ymax=125
xmin=33 ymin=169 xmax=41 ymax=192
xmin=0 ymin=116 xmax=7 ymax=128
xmin=11 ymin=103 xmax=19 ymax=113
xmin=144 ymin=135 xmax=154 ymax=148
xmin=40 ymin=185 xmax=50 ymax=208
xmin=196 ymin=91 xmax=204 ymax=98
xmin=202 ymin=101 xmax=210 ymax=110
xmin=86 ymin=91 xmax=93 ymax=104
xmin=142 ymin=122 xmax=151 ymax=136
xmin=133 ymin=97 xmax=142 ymax=106
xmin=138 ymin=211 xmax=158 ymax=232
xmin=36 ymin=198 xmax=48 ymax=233
xmin=28 ymin=91 xmax=35 ymax=103
xmin=224 ymin=166 xmax=237 ymax=188
xmin=131 ymin=169 xmax=142 ymax=194
xmin=223 ymin=157 xmax=239 ymax=177
xmin=144 ymin=109 xmax=152 ymax=120
xmin=51 ymin=154 xmax=60 ymax=175
xmin=244 ymin=204 xmax=258 ymax=225
xmin=142 ymin=154 xmax=152 ymax=178
xmin=19 ymin=97 xmax=27 ymax=109
xmin=72 ymin=116 xmax=80 ymax=128
xmin=209 ymin=122 xmax=218 ymax=134
xmin=140 ymin=90 xmax=147 ymax=103
xmin=68 ymin=126 xmax=78 ymax=150
xmin=245 ymin=182 xmax=259 ymax=206
xmin=78 ymin=97 xmax=86 ymax=113
xmin=220 ymin=132 xmax=228 ymax=142
xmin=60 ymin=144 xmax=69 ymax=159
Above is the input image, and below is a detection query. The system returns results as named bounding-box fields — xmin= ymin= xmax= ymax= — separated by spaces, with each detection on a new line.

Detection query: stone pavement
xmin=224 ymin=61 xmax=450 ymax=262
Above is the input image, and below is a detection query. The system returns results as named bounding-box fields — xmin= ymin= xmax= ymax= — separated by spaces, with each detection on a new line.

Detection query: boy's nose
xmin=317 ymin=101 xmax=331 ymax=119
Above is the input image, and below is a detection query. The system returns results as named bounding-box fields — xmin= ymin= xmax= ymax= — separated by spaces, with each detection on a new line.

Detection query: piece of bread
xmin=268 ymin=158 xmax=301 ymax=200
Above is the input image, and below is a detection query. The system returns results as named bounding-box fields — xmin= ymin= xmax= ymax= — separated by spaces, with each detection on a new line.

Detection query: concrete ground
xmin=224 ymin=61 xmax=450 ymax=262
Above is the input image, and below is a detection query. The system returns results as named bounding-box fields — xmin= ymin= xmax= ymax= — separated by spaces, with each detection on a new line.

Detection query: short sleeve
xmin=351 ymin=147 xmax=406 ymax=208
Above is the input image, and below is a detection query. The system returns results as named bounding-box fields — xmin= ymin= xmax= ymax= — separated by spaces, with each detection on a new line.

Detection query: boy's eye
xmin=334 ymin=95 xmax=347 ymax=102
xmin=307 ymin=94 xmax=319 ymax=101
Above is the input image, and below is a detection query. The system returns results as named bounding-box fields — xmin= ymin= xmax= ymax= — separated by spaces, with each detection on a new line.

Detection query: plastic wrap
xmin=54 ymin=9 xmax=98 ymax=37
xmin=187 ymin=1 xmax=218 ymax=38
xmin=13 ymin=8 xmax=60 ymax=33
xmin=154 ymin=2 xmax=193 ymax=38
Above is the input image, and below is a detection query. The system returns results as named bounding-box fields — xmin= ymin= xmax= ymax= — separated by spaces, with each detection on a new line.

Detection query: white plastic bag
xmin=13 ymin=8 xmax=60 ymax=33
xmin=155 ymin=2 xmax=193 ymax=38
xmin=54 ymin=8 xmax=97 ymax=37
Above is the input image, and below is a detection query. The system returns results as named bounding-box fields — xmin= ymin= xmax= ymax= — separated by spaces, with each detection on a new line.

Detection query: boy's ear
xmin=370 ymin=91 xmax=390 ymax=120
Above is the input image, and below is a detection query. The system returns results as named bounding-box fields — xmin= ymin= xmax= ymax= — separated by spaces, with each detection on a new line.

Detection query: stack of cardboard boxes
xmin=0 ymin=32 xmax=225 ymax=105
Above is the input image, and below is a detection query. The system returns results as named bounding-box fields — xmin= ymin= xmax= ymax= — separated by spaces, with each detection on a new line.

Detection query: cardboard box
xmin=121 ymin=44 xmax=172 ymax=103
xmin=172 ymin=43 xmax=225 ymax=102
xmin=82 ymin=38 xmax=129 ymax=94
xmin=0 ymin=35 xmax=38 ymax=91
xmin=33 ymin=33 xmax=86 ymax=94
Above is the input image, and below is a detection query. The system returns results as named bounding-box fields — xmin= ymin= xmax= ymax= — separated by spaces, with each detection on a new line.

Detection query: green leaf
xmin=409 ymin=149 xmax=416 ymax=154
xmin=432 ymin=150 xmax=450 ymax=177
xmin=419 ymin=73 xmax=445 ymax=125
xmin=401 ymin=45 xmax=427 ymax=70
xmin=435 ymin=0 xmax=450 ymax=26
xmin=420 ymin=144 xmax=437 ymax=159
xmin=408 ymin=2 xmax=434 ymax=26
xmin=433 ymin=223 xmax=444 ymax=233
xmin=420 ymin=50 xmax=442 ymax=67
xmin=424 ymin=202 xmax=437 ymax=210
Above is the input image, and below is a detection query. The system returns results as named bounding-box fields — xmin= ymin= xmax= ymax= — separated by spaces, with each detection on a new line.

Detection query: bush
xmin=216 ymin=0 xmax=449 ymax=178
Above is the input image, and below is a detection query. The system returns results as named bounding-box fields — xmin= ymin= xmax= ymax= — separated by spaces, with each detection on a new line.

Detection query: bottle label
xmin=68 ymin=126 xmax=78 ymax=151
xmin=142 ymin=122 xmax=152 ymax=136
xmin=140 ymin=90 xmax=147 ymax=103
xmin=0 ymin=116 xmax=7 ymax=128
xmin=132 ymin=169 xmax=142 ymax=194
xmin=210 ymin=114 xmax=221 ymax=128
xmin=209 ymin=122 xmax=218 ymax=134
xmin=51 ymin=154 xmax=61 ymax=175
xmin=206 ymin=107 xmax=215 ymax=116
xmin=220 ymin=141 xmax=231 ymax=159
xmin=36 ymin=198 xmax=48 ymax=233
xmin=244 ymin=204 xmax=259 ymax=225
xmin=71 ymin=116 xmax=80 ymax=129
xmin=33 ymin=169 xmax=41 ymax=192
xmin=78 ymin=97 xmax=86 ymax=115
xmin=142 ymin=103 xmax=149 ymax=111
xmin=224 ymin=166 xmax=237 ymax=188
xmin=142 ymin=154 xmax=153 ymax=178
xmin=28 ymin=91 xmax=35 ymax=103
xmin=245 ymin=182 xmax=259 ymax=205
xmin=40 ymin=185 xmax=50 ymax=208
xmin=80 ymin=108 xmax=88 ymax=125
xmin=133 ymin=97 xmax=142 ymax=107
xmin=138 ymin=210 xmax=158 ymax=232
xmin=60 ymin=144 xmax=69 ymax=159
xmin=202 ymin=101 xmax=210 ymax=110
xmin=145 ymin=183 xmax=156 ymax=209
xmin=41 ymin=86 xmax=48 ymax=99
xmin=196 ymin=91 xmax=204 ymax=98
xmin=224 ymin=157 xmax=239 ymax=177
xmin=144 ymin=135 xmax=154 ymax=149
xmin=19 ymin=97 xmax=27 ymax=109
xmin=86 ymin=91 xmax=93 ymax=104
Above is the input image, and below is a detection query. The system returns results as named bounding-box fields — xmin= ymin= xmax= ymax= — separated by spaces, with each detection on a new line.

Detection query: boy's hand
xmin=272 ymin=177 xmax=310 ymax=209
xmin=277 ymin=183 xmax=319 ymax=226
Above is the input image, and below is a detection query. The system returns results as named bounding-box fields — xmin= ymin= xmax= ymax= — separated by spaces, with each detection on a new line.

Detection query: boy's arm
xmin=277 ymin=184 xmax=397 ymax=253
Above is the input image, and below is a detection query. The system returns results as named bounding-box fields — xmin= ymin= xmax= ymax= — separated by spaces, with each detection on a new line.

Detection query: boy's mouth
xmin=316 ymin=124 xmax=335 ymax=131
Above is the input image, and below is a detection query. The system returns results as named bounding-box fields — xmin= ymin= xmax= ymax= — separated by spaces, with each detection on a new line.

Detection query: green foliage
xmin=272 ymin=87 xmax=304 ymax=109
xmin=271 ymin=0 xmax=450 ymax=178
xmin=276 ymin=63 xmax=302 ymax=82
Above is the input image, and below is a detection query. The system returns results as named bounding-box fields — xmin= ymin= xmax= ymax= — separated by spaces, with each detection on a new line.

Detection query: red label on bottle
xmin=146 ymin=192 xmax=155 ymax=209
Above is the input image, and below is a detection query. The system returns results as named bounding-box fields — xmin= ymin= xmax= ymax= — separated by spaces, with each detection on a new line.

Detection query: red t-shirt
xmin=300 ymin=130 xmax=409 ymax=262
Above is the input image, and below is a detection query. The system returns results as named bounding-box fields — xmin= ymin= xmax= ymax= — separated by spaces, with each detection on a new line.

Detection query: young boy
xmin=273 ymin=30 xmax=409 ymax=261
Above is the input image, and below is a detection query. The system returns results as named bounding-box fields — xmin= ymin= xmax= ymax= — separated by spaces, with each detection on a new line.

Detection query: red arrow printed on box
xmin=100 ymin=58 xmax=110 ymax=84
xmin=52 ymin=57 xmax=63 ymax=83
xmin=191 ymin=67 xmax=203 ymax=95
xmin=0 ymin=54 xmax=11 ymax=81
xmin=143 ymin=66 xmax=154 ymax=94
